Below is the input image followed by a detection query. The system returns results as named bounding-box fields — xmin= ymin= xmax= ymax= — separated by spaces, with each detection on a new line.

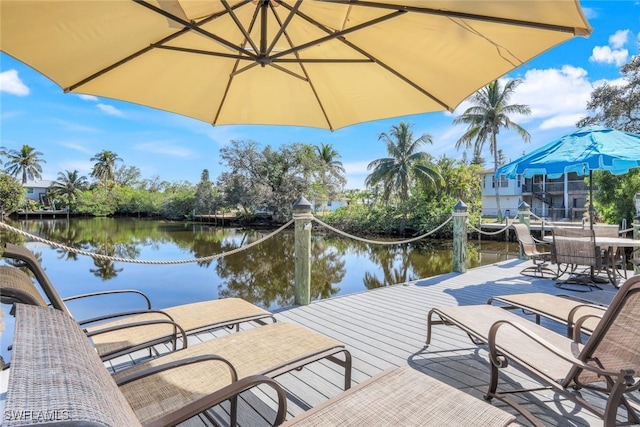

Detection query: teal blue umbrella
xmin=497 ymin=126 xmax=640 ymax=180
xmin=496 ymin=126 xmax=640 ymax=225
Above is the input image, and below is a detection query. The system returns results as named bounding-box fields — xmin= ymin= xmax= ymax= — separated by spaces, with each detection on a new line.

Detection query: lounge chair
xmin=426 ymin=275 xmax=640 ymax=426
xmin=5 ymin=302 xmax=518 ymax=427
xmin=1 ymin=243 xmax=276 ymax=361
xmin=511 ymin=223 xmax=555 ymax=278
xmin=487 ymin=292 xmax=606 ymax=336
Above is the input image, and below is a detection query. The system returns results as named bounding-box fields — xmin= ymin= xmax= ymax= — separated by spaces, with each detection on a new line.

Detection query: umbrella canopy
xmin=496 ymin=126 xmax=640 ymax=179
xmin=496 ymin=126 xmax=640 ymax=225
xmin=1 ymin=0 xmax=591 ymax=130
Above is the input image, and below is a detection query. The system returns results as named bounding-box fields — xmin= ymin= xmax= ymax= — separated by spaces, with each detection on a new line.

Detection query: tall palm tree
xmin=453 ymin=79 xmax=531 ymax=220
xmin=90 ymin=150 xmax=122 ymax=188
xmin=4 ymin=144 xmax=46 ymax=184
xmin=314 ymin=143 xmax=346 ymax=208
xmin=315 ymin=143 xmax=346 ymax=176
xmin=365 ymin=121 xmax=441 ymax=205
xmin=51 ymin=170 xmax=89 ymax=216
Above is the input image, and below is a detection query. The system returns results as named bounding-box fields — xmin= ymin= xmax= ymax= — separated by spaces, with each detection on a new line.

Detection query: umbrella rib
xmin=65 ymin=28 xmax=189 ymax=93
xmin=270 ymin=10 xmax=405 ymax=61
xmin=277 ymin=3 xmax=451 ymax=110
xmin=266 ymin=0 xmax=334 ymax=129
xmin=154 ymin=45 xmax=255 ymax=61
xmin=65 ymin=0 xmax=256 ymax=92
xmin=319 ymin=0 xmax=588 ymax=35
xmin=220 ymin=0 xmax=260 ymax=54
xmin=266 ymin=0 xmax=303 ymax=56
xmin=133 ymin=0 xmax=258 ymax=59
xmin=213 ymin=11 xmax=262 ymax=126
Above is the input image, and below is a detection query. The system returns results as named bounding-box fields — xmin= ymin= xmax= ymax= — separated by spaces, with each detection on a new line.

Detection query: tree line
xmin=1 ymin=55 xmax=639 ymax=233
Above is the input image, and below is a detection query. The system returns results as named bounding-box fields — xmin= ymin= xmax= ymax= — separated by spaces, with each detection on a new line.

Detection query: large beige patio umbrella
xmin=0 ymin=0 xmax=591 ymax=130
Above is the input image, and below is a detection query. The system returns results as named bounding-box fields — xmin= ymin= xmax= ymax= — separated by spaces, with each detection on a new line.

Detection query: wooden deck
xmin=106 ymin=259 xmax=637 ymax=426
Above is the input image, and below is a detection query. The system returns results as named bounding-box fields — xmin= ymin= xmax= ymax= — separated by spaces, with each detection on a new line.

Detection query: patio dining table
xmin=542 ymin=233 xmax=640 ymax=286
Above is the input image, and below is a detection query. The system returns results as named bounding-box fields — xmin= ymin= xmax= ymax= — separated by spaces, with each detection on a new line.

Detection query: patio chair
xmin=552 ymin=227 xmax=615 ymax=290
xmin=511 ymin=223 xmax=555 ymax=278
xmin=487 ymin=292 xmax=606 ymax=337
xmin=1 ymin=243 xmax=276 ymax=361
xmin=426 ymin=275 xmax=640 ymax=426
xmin=592 ymin=224 xmax=628 ymax=281
xmin=5 ymin=302 xmax=518 ymax=427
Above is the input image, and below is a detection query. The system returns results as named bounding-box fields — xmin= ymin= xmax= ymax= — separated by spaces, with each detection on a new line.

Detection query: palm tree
xmin=90 ymin=150 xmax=122 ymax=188
xmin=315 ymin=143 xmax=346 ymax=176
xmin=4 ymin=144 xmax=46 ymax=184
xmin=314 ymin=143 xmax=346 ymax=210
xmin=50 ymin=170 xmax=89 ymax=217
xmin=453 ymin=79 xmax=531 ymax=220
xmin=365 ymin=121 xmax=441 ymax=205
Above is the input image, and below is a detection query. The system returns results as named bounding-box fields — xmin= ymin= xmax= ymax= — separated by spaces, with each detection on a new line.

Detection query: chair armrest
xmin=567 ymin=304 xmax=606 ymax=325
xmin=487 ymin=320 xmax=624 ymax=379
xmin=115 ymin=354 xmax=238 ymax=386
xmin=572 ymin=313 xmax=604 ymax=343
xmin=61 ymin=289 xmax=152 ymax=310
xmin=144 ymin=374 xmax=287 ymax=427
xmin=532 ymin=237 xmax=551 ymax=247
xmin=78 ymin=309 xmax=174 ymax=328
xmin=85 ymin=319 xmax=188 ymax=360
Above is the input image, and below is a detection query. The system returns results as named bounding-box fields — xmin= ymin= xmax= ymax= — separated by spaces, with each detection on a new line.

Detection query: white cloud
xmin=609 ymin=29 xmax=630 ymax=49
xmin=589 ymin=30 xmax=630 ymax=66
xmin=96 ymin=103 xmax=123 ymax=116
xmin=580 ymin=7 xmax=598 ymax=20
xmin=496 ymin=66 xmax=592 ymax=131
xmin=515 ymin=67 xmax=591 ymax=127
xmin=59 ymin=141 xmax=95 ymax=154
xmin=133 ymin=141 xmax=194 ymax=158
xmin=0 ymin=69 xmax=29 ymax=96
xmin=539 ymin=114 xmax=587 ymax=130
xmin=50 ymin=119 xmax=101 ymax=133
xmin=77 ymin=94 xmax=99 ymax=102
xmin=590 ymin=45 xmax=629 ymax=66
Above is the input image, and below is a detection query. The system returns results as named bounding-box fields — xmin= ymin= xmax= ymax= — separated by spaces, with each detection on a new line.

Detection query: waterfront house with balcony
xmin=481 ymin=169 xmax=590 ymax=221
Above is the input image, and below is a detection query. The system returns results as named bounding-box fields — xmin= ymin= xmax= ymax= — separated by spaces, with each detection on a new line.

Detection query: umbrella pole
xmin=589 ymin=171 xmax=594 ymax=230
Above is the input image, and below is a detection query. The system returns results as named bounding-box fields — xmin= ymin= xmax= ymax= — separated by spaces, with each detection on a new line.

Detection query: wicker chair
xmin=1 ymin=243 xmax=276 ymax=361
xmin=426 ymin=275 xmax=640 ymax=427
xmin=511 ymin=223 xmax=555 ymax=278
xmin=5 ymin=303 xmax=518 ymax=427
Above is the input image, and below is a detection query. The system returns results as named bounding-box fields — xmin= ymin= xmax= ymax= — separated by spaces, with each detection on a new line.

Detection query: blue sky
xmin=1 ymin=1 xmax=640 ymax=190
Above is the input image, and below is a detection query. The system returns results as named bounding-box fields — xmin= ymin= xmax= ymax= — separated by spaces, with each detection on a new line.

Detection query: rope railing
xmin=312 ymin=216 xmax=453 ymax=245
xmin=0 ymin=219 xmax=293 ymax=265
xmin=0 ymin=214 xmax=457 ymax=264
xmin=466 ymin=221 xmax=511 ymax=236
xmin=0 ymin=209 xmax=516 ymax=264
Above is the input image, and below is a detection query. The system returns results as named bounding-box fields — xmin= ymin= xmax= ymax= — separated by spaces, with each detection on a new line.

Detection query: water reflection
xmin=1 ymin=218 xmax=519 ymax=311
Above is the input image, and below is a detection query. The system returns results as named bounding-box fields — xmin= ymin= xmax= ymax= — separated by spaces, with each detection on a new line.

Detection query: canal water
xmin=0 ymin=217 xmax=519 ymax=361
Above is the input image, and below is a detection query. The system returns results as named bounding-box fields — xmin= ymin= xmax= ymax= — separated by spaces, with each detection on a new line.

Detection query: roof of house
xmin=24 ymin=180 xmax=55 ymax=189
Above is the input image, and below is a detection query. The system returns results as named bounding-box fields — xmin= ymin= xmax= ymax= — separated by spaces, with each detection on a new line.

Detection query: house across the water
xmin=481 ymin=169 xmax=590 ymax=221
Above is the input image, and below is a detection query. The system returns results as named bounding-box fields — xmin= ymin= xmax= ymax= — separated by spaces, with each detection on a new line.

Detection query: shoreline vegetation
xmin=2 ymin=58 xmax=640 ymax=235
